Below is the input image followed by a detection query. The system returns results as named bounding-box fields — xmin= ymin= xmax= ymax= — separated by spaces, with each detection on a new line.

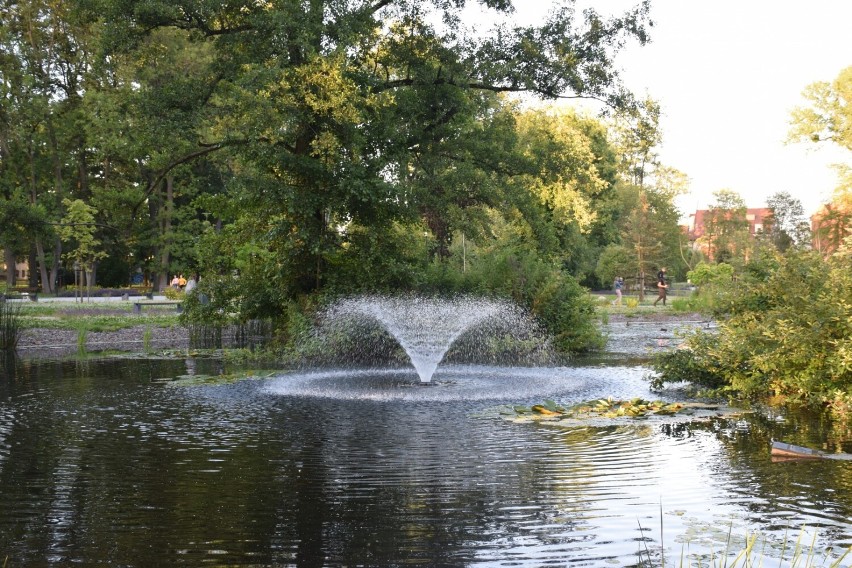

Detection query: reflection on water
xmin=0 ymin=356 xmax=850 ymax=566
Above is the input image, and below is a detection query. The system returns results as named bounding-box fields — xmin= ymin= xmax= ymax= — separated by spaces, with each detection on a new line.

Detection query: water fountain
xmin=262 ymin=294 xmax=609 ymax=402
xmin=326 ymin=295 xmax=520 ymax=383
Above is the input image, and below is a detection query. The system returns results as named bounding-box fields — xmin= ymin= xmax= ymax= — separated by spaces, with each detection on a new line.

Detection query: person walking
xmin=612 ymin=276 xmax=623 ymax=306
xmin=653 ymin=267 xmax=668 ymax=306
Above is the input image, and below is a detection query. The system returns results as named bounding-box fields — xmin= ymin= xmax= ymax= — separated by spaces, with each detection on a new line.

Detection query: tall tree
xmin=604 ymin=97 xmax=686 ymax=295
xmin=789 ymin=65 xmax=852 ymax=152
xmin=84 ymin=0 xmax=651 ymax=303
xmin=789 ymin=66 xmax=852 ymax=256
xmin=765 ymin=191 xmax=809 ymax=252
xmin=700 ymin=189 xmax=750 ymax=265
xmin=513 ymin=106 xmax=618 ymax=279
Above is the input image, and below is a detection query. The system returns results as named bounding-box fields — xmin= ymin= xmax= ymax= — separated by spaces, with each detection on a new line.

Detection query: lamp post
xmin=73 ymin=261 xmax=82 ymax=303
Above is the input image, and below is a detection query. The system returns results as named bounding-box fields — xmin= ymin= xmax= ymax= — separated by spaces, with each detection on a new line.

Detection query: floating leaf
xmin=531 ymin=405 xmax=562 ymax=416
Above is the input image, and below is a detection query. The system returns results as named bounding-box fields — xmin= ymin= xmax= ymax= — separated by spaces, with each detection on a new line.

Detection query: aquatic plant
xmin=634 ymin=518 xmax=851 ymax=567
xmin=143 ymin=326 xmax=152 ymax=353
xmin=511 ymin=397 xmax=685 ymax=419
xmin=76 ymin=326 xmax=88 ymax=356
xmin=0 ymin=300 xmax=22 ymax=351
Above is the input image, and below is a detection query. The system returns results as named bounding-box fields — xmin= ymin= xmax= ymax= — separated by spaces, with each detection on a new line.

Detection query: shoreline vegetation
xmin=5 ymin=283 xmax=850 ymax=429
xmin=5 ymin=293 xmax=697 ymax=356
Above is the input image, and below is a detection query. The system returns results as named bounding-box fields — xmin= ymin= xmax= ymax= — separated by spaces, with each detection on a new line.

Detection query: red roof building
xmin=685 ymin=207 xmax=773 ymax=260
xmin=687 ymin=208 xmax=772 ymax=241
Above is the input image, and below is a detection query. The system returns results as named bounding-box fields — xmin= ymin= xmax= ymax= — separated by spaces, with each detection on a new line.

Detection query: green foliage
xmin=687 ymin=262 xmax=734 ymax=287
xmin=699 ymin=189 xmax=752 ymax=266
xmin=669 ymin=296 xmax=712 ymax=313
xmin=179 ymin=275 xmax=238 ymax=327
xmin=766 ymin=191 xmax=811 ymax=251
xmin=3 ymin=0 xmax=659 ymax=352
xmin=76 ymin=326 xmax=88 ymax=356
xmin=595 ymin=244 xmax=631 ymax=289
xmin=649 ymin=333 xmax=728 ymax=391
xmin=162 ymin=287 xmax=183 ymax=300
xmin=459 ymin=241 xmax=604 ymax=352
xmin=789 ymin=65 xmax=852 ymax=152
xmin=652 ymin=250 xmax=852 ymax=407
xmin=143 ymin=326 xmax=152 ymax=353
xmin=324 ymin=222 xmax=430 ymax=293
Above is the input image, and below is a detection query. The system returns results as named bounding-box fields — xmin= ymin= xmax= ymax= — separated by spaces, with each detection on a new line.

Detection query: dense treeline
xmin=2 ymin=0 xmax=697 ymax=352
xmin=6 ymin=0 xmax=844 ymax=359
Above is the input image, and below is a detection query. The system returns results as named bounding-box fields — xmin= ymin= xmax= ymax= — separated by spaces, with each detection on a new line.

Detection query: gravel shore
xmin=17 ymin=325 xmax=191 ymax=358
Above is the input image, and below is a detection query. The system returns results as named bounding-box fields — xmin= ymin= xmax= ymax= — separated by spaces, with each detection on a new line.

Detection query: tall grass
xmin=635 ymin=519 xmax=851 ymax=567
xmin=76 ymin=326 xmax=88 ymax=356
xmin=0 ymin=300 xmax=23 ymax=351
xmin=143 ymin=325 xmax=152 ymax=353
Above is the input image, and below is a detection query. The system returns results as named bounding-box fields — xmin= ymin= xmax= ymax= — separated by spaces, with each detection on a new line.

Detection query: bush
xmin=461 ymin=245 xmax=603 ymax=353
xmin=652 ymin=250 xmax=852 ymax=408
xmin=163 ymin=287 xmax=183 ymax=300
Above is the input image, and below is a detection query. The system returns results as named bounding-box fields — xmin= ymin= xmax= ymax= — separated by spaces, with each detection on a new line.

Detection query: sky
xmin=473 ymin=0 xmax=852 ymax=219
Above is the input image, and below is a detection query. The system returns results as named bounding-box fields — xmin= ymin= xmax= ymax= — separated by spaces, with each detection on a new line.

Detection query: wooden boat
xmin=770 ymin=440 xmax=825 ymax=459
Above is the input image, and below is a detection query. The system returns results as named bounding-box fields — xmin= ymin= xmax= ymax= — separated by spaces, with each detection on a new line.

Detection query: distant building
xmin=687 ymin=208 xmax=772 ymax=241
xmin=685 ymin=207 xmax=773 ymax=260
xmin=0 ymin=255 xmax=30 ymax=286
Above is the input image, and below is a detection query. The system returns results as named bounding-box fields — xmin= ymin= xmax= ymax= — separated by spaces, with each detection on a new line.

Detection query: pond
xmin=1 ymin=324 xmax=851 ymax=566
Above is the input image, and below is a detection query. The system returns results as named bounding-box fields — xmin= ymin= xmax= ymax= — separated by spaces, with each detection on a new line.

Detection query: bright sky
xmin=475 ymin=0 xmax=852 ymax=219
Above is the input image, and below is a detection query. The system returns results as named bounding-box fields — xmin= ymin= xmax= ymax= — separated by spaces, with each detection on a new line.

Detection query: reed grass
xmin=635 ymin=519 xmax=851 ymax=567
xmin=143 ymin=325 xmax=152 ymax=353
xmin=0 ymin=300 xmax=23 ymax=351
xmin=76 ymin=326 xmax=88 ymax=356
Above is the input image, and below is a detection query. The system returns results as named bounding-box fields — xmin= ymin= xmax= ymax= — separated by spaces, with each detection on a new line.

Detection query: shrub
xmin=163 ymin=287 xmax=183 ymax=300
xmin=652 ymin=250 xmax=852 ymax=406
xmin=462 ymin=244 xmax=604 ymax=353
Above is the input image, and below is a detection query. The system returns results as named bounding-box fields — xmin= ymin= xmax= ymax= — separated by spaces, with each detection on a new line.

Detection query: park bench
xmin=0 ymin=292 xmax=38 ymax=302
xmin=133 ymin=300 xmax=183 ymax=314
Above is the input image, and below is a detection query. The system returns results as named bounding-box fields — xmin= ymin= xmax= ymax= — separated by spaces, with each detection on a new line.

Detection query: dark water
xmin=1 ymin=352 xmax=851 ymax=567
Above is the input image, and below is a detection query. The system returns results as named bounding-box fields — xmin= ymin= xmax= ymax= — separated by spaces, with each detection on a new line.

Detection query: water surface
xmin=1 ymin=354 xmax=850 ymax=566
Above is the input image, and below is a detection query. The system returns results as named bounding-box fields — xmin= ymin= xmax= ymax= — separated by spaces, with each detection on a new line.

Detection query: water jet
xmin=320 ymin=295 xmax=541 ymax=383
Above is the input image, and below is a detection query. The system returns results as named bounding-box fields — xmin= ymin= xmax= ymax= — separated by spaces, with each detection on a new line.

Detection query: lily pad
xmin=164 ymin=369 xmax=278 ymax=387
xmin=500 ymin=399 xmax=747 ymax=426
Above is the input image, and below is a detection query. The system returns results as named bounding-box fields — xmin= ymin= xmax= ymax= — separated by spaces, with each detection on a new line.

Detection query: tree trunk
xmin=50 ymin=238 xmax=61 ymax=292
xmin=157 ymin=176 xmax=175 ymax=291
xmin=28 ymin=244 xmax=38 ymax=290
xmin=3 ymin=248 xmax=16 ymax=287
xmin=34 ymin=239 xmax=52 ymax=294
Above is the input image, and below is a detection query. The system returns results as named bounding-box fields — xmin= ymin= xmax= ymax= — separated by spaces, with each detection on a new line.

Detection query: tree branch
xmin=131 ymin=142 xmax=235 ymax=216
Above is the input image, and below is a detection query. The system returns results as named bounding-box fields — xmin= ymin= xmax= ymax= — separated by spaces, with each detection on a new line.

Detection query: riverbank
xmin=10 ymin=304 xmax=708 ymax=359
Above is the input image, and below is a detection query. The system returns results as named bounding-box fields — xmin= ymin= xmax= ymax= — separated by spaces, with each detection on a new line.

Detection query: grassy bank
xmin=14 ymin=301 xmax=180 ymax=332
